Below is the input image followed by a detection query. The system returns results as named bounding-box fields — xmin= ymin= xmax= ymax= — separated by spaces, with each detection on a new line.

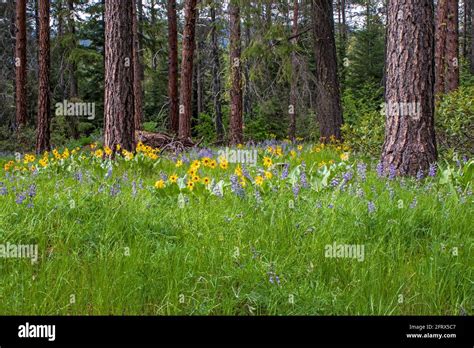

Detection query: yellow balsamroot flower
xmin=4 ymin=161 xmax=14 ymax=171
xmin=240 ymin=178 xmax=247 ymax=187
xmin=290 ymin=150 xmax=296 ymax=158
xmin=154 ymin=180 xmax=165 ymax=189
xmin=116 ymin=144 xmax=121 ymax=151
xmin=202 ymin=177 xmax=211 ymax=185
xmin=263 ymin=157 xmax=273 ymax=168
xmin=237 ymin=144 xmax=244 ymax=149
xmin=266 ymin=146 xmax=274 ymax=154
xmin=122 ymin=150 xmax=134 ymax=160
xmin=90 ymin=143 xmax=97 ymax=150
xmin=148 ymin=153 xmax=159 ymax=160
xmin=169 ymin=174 xmax=178 ymax=184
xmin=62 ymin=149 xmax=70 ymax=159
xmin=340 ymin=153 xmax=349 ymax=161
xmin=209 ymin=160 xmax=217 ymax=169
xmin=329 ymin=160 xmax=335 ymax=165
xmin=187 ymin=168 xmax=196 ymax=177
xmin=176 ymin=160 xmax=183 ymax=168
xmin=201 ymin=157 xmax=211 ymax=167
xmin=297 ymin=145 xmax=303 ymax=151
xmin=191 ymin=160 xmax=201 ymax=169
xmin=255 ymin=176 xmax=264 ymax=186
xmin=235 ymin=165 xmax=243 ymax=177
xmin=104 ymin=146 xmax=113 ymax=156
xmin=264 ymin=171 xmax=273 ymax=180
xmin=275 ymin=146 xmax=283 ymax=157
xmin=319 ymin=161 xmax=327 ymax=168
xmin=192 ymin=175 xmax=201 ymax=183
xmin=94 ymin=149 xmax=103 ymax=158
xmin=39 ymin=158 xmax=49 ymax=168
xmin=296 ymin=137 xmax=304 ymax=141
xmin=187 ymin=181 xmax=195 ymax=191
xmin=220 ymin=159 xmax=229 ymax=170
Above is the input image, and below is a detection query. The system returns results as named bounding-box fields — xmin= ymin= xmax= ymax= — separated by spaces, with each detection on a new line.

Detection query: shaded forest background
xmin=0 ymin=0 xmax=473 ymax=156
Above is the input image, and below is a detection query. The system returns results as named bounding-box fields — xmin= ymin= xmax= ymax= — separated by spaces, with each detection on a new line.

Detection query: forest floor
xmin=0 ymin=141 xmax=472 ymax=315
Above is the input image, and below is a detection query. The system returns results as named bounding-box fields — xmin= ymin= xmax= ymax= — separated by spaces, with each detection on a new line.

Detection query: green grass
xmin=0 ymin=143 xmax=472 ymax=315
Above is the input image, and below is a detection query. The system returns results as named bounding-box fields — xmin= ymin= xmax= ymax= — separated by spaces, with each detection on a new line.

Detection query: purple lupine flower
xmin=105 ymin=167 xmax=113 ymax=179
xmin=315 ymin=201 xmax=322 ymax=209
xmin=300 ymin=171 xmax=309 ymax=188
xmin=416 ymin=169 xmax=424 ymax=181
xmin=74 ymin=171 xmax=83 ymax=182
xmin=376 ymin=162 xmax=384 ymax=177
xmin=357 ymin=163 xmax=367 ymax=181
xmin=132 ymin=181 xmax=137 ymax=197
xmin=122 ymin=172 xmax=129 ymax=182
xmin=27 ymin=201 xmax=34 ymax=209
xmin=409 ymin=197 xmax=417 ymax=209
xmin=0 ymin=186 xmax=7 ymax=196
xmin=27 ymin=184 xmax=36 ymax=198
xmin=230 ymin=175 xmax=245 ymax=197
xmin=281 ymin=164 xmax=289 ymax=179
xmin=110 ymin=183 xmax=121 ymax=197
xmin=138 ymin=179 xmax=144 ymax=189
xmin=330 ymin=177 xmax=340 ymax=187
xmin=160 ymin=172 xmax=168 ymax=181
xmin=254 ymin=188 xmax=262 ymax=204
xmin=292 ymin=184 xmax=300 ymax=199
xmin=241 ymin=165 xmax=252 ymax=180
xmin=428 ymin=163 xmax=437 ymax=177
xmin=212 ymin=183 xmax=224 ymax=197
xmin=368 ymin=201 xmax=376 ymax=214
xmin=98 ymin=184 xmax=104 ymax=193
xmin=388 ymin=165 xmax=396 ymax=180
xmin=181 ymin=154 xmax=190 ymax=164
xmin=328 ymin=203 xmax=334 ymax=209
xmin=15 ymin=193 xmax=26 ymax=204
xmin=342 ymin=171 xmax=353 ymax=183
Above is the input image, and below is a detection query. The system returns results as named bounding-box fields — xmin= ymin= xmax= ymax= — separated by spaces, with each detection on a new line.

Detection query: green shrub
xmin=143 ymin=121 xmax=158 ymax=133
xmin=436 ymin=86 xmax=474 ymax=155
xmin=341 ymin=110 xmax=385 ymax=157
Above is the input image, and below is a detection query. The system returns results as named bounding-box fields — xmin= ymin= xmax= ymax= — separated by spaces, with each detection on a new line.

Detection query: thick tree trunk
xmin=435 ymin=0 xmax=460 ymax=95
xmin=66 ymin=0 xmax=80 ymax=140
xmin=36 ymin=0 xmax=51 ymax=154
xmin=381 ymin=0 xmax=437 ymax=176
xmin=15 ymin=0 xmax=27 ymax=129
xmin=210 ymin=5 xmax=224 ymax=143
xmin=289 ymin=0 xmax=299 ymax=141
xmin=104 ymin=0 xmax=135 ymax=152
xmin=471 ymin=0 xmax=474 ymax=74
xmin=311 ymin=0 xmax=344 ymax=142
xmin=229 ymin=2 xmax=243 ymax=145
xmin=167 ymin=0 xmax=179 ymax=134
xmin=178 ymin=0 xmax=198 ymax=140
xmin=132 ymin=0 xmax=143 ymax=130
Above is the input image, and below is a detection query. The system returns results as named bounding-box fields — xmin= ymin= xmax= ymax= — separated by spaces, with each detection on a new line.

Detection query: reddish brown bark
xmin=104 ymin=0 xmax=135 ymax=152
xmin=289 ymin=0 xmax=299 ymax=141
xmin=36 ymin=0 xmax=51 ymax=154
xmin=311 ymin=0 xmax=344 ymax=142
xmin=229 ymin=1 xmax=243 ymax=145
xmin=15 ymin=0 xmax=27 ymax=129
xmin=178 ymin=0 xmax=198 ymax=140
xmin=167 ymin=0 xmax=179 ymax=134
xmin=132 ymin=0 xmax=143 ymax=130
xmin=381 ymin=0 xmax=437 ymax=176
xmin=435 ymin=0 xmax=460 ymax=95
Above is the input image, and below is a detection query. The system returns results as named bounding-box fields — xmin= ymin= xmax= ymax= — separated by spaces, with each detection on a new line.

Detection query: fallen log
xmin=135 ymin=130 xmax=200 ymax=152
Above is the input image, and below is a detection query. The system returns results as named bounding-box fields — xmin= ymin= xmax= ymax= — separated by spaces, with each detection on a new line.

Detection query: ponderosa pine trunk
xmin=471 ymin=0 xmax=474 ymax=74
xmin=15 ymin=0 xmax=27 ymax=130
xmin=289 ymin=0 xmax=299 ymax=141
xmin=167 ymin=0 xmax=179 ymax=134
xmin=132 ymin=0 xmax=143 ymax=130
xmin=211 ymin=4 xmax=224 ymax=143
xmin=381 ymin=0 xmax=437 ymax=176
xmin=36 ymin=0 xmax=51 ymax=154
xmin=104 ymin=0 xmax=135 ymax=152
xmin=229 ymin=1 xmax=243 ymax=145
xmin=66 ymin=0 xmax=80 ymax=140
xmin=435 ymin=0 xmax=460 ymax=95
xmin=311 ymin=0 xmax=344 ymax=142
xmin=178 ymin=0 xmax=198 ymax=140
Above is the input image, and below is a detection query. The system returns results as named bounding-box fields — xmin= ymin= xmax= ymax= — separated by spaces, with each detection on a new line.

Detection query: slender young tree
xmin=15 ymin=0 xmax=27 ymax=129
xmin=36 ymin=0 xmax=51 ymax=153
xmin=66 ymin=0 xmax=80 ymax=139
xmin=288 ymin=0 xmax=299 ymax=141
xmin=178 ymin=0 xmax=198 ymax=139
xmin=229 ymin=1 xmax=243 ymax=145
xmin=132 ymin=0 xmax=143 ymax=130
xmin=104 ymin=0 xmax=135 ymax=152
xmin=381 ymin=0 xmax=437 ymax=176
xmin=210 ymin=3 xmax=224 ymax=143
xmin=311 ymin=0 xmax=344 ymax=142
xmin=167 ymin=0 xmax=179 ymax=134
xmin=435 ymin=0 xmax=460 ymax=95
